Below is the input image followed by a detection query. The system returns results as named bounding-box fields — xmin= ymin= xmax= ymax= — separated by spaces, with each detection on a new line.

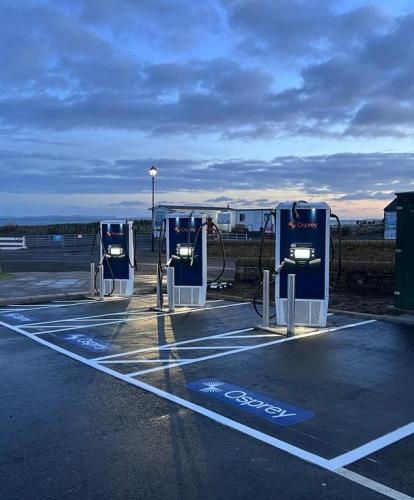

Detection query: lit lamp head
xmin=148 ymin=165 xmax=158 ymax=178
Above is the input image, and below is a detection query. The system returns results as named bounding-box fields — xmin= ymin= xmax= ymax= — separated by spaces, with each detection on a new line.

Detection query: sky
xmin=0 ymin=0 xmax=413 ymax=219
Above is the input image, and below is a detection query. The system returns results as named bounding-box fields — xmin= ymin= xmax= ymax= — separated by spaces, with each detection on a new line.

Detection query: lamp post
xmin=149 ymin=165 xmax=158 ymax=251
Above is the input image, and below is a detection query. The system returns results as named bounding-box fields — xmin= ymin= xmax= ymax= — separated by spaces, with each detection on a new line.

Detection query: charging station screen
xmin=101 ymin=223 xmax=129 ymax=279
xmin=294 ymin=248 xmax=311 ymax=259
xmin=279 ymin=209 xmax=327 ymax=300
xmin=168 ymin=217 xmax=204 ymax=286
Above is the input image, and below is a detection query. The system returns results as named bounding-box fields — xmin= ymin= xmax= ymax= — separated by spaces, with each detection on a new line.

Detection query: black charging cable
xmin=90 ymin=228 xmax=116 ymax=297
xmin=156 ymin=218 xmax=167 ymax=307
xmin=191 ymin=220 xmax=226 ymax=284
xmin=252 ymin=211 xmax=278 ymax=318
xmin=330 ymin=213 xmax=342 ymax=290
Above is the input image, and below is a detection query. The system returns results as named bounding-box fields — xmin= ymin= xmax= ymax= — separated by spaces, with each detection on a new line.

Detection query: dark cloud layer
xmin=0 ymin=149 xmax=411 ymax=198
xmin=0 ymin=1 xmax=414 ymax=138
xmin=225 ymin=0 xmax=390 ymax=59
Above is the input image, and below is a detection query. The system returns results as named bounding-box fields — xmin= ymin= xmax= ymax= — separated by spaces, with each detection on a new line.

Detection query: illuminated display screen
xmin=177 ymin=244 xmax=194 ymax=257
xmin=294 ymin=248 xmax=311 ymax=259
xmin=108 ymin=245 xmax=124 ymax=256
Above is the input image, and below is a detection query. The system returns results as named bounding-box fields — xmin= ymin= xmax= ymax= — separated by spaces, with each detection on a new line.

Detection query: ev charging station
xmin=165 ymin=212 xmax=207 ymax=307
xmin=275 ymin=201 xmax=330 ymax=327
xmin=98 ymin=220 xmax=135 ymax=297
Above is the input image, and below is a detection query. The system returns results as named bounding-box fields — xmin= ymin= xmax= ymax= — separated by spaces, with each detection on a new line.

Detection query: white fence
xmin=0 ymin=236 xmax=27 ymax=250
xmin=0 ymin=233 xmax=152 ymax=250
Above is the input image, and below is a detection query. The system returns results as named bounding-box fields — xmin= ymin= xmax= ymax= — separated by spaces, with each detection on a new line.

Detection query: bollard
xmin=262 ymin=270 xmax=270 ymax=328
xmin=90 ymin=262 xmax=95 ymax=297
xmin=99 ymin=264 xmax=104 ymax=301
xmin=287 ymin=274 xmax=296 ymax=336
xmin=167 ymin=266 xmax=175 ymax=312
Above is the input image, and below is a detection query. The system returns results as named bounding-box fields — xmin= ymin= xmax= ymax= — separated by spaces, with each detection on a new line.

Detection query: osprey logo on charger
xmin=174 ymin=227 xmax=197 ymax=234
xmin=288 ymin=220 xmax=318 ymax=229
xmin=106 ymin=231 xmax=124 ymax=237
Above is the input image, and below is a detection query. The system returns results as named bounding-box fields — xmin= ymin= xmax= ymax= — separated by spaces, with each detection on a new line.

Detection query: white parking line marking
xmin=28 ymin=309 xmax=156 ymax=324
xmin=0 ymin=298 xmax=125 ymax=314
xmin=126 ymin=320 xmax=377 ymax=377
xmin=160 ymin=346 xmax=250 ymax=350
xmin=93 ymin=328 xmax=254 ymax=361
xmin=0 ymin=318 xmax=412 ymax=499
xmin=127 ymin=348 xmax=255 ymax=375
xmin=26 ymin=302 xmax=251 ymax=335
xmin=329 ymin=421 xmax=414 ymax=469
xmin=99 ymin=346 xmax=257 ymax=364
xmin=27 ymin=301 xmax=247 ymax=327
xmin=23 ymin=306 xmax=157 ymax=326
xmin=100 ymin=359 xmax=195 ymax=364
xmin=228 ymin=334 xmax=284 ymax=338
xmin=335 ymin=467 xmax=413 ymax=500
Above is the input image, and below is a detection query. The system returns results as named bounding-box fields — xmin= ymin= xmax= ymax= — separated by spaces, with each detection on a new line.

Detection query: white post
xmin=262 ymin=270 xmax=270 ymax=327
xmin=287 ymin=274 xmax=296 ymax=336
xmin=90 ymin=262 xmax=95 ymax=297
xmin=167 ymin=266 xmax=175 ymax=312
xmin=99 ymin=264 xmax=105 ymax=301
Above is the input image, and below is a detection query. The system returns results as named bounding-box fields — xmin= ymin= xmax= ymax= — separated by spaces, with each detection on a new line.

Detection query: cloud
xmin=0 ymin=1 xmax=413 ymax=139
xmin=334 ymin=191 xmax=395 ymax=201
xmin=204 ymin=196 xmax=276 ymax=207
xmin=224 ymin=0 xmax=390 ymax=60
xmin=1 ymin=149 xmax=412 ymax=202
xmin=107 ymin=200 xmax=148 ymax=207
xmin=205 ymin=196 xmax=235 ymax=202
xmin=77 ymin=0 xmax=221 ymax=51
xmin=0 ymin=0 xmax=414 ymax=147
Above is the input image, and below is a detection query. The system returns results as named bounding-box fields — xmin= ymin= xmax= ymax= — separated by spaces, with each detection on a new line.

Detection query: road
xmin=0 ymin=246 xmax=97 ymax=272
xmin=0 ymin=247 xmax=235 ymax=281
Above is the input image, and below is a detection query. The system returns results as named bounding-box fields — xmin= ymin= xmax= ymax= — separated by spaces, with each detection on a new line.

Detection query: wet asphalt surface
xmin=0 ymin=247 xmax=234 ymax=280
xmin=0 ymin=246 xmax=97 ymax=272
xmin=0 ymin=297 xmax=413 ymax=500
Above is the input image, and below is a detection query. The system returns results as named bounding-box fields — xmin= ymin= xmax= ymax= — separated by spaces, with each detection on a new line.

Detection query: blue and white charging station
xmin=166 ymin=212 xmax=207 ymax=307
xmin=275 ymin=202 xmax=330 ymax=327
xmin=100 ymin=220 xmax=135 ymax=297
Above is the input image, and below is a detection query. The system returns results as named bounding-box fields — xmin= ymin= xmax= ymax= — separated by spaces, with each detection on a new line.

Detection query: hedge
xmin=208 ymin=239 xmax=395 ymax=263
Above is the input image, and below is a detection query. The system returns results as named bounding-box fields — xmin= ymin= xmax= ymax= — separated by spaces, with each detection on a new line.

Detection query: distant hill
xmin=0 ymin=216 xmax=151 ymax=236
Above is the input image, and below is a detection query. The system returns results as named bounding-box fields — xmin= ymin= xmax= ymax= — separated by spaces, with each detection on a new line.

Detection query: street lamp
xmin=149 ymin=165 xmax=158 ymax=251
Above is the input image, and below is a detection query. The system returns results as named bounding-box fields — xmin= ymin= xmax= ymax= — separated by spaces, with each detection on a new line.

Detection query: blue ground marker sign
xmin=3 ymin=312 xmax=36 ymax=323
xmin=188 ymin=379 xmax=314 ymax=426
xmin=59 ymin=333 xmax=113 ymax=353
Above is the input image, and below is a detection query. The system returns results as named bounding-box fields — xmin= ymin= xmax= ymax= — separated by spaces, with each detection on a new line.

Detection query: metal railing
xmin=20 ymin=233 xmax=152 ymax=249
xmin=25 ymin=234 xmax=96 ymax=248
xmin=209 ymin=233 xmax=248 ymax=241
